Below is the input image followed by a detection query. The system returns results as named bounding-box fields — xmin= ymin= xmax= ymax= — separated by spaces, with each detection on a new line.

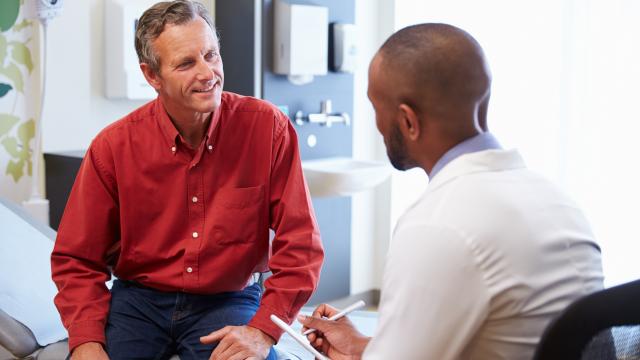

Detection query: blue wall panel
xmin=262 ymin=0 xmax=355 ymax=304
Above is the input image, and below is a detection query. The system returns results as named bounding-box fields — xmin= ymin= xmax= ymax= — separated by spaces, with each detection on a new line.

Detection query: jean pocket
xmin=235 ymin=283 xmax=262 ymax=308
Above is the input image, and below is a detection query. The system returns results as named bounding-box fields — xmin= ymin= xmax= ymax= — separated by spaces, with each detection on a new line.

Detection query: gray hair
xmin=134 ymin=0 xmax=215 ymax=74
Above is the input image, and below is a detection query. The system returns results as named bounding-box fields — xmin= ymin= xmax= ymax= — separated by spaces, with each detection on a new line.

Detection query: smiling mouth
xmin=193 ymin=82 xmax=217 ymax=93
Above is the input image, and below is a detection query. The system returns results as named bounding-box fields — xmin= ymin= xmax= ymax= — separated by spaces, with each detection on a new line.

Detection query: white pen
xmin=302 ymin=300 xmax=366 ymax=335
xmin=270 ymin=314 xmax=330 ymax=360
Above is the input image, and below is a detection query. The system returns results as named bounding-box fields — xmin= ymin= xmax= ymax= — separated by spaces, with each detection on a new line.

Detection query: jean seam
xmin=153 ymin=342 xmax=174 ymax=360
xmin=169 ymin=293 xmax=181 ymax=338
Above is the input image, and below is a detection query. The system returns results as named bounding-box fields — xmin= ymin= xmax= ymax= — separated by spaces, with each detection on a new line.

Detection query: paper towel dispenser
xmin=330 ymin=23 xmax=357 ymax=73
xmin=273 ymin=0 xmax=328 ymax=85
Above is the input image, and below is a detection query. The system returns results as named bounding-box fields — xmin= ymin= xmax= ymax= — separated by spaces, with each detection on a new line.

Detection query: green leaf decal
xmin=6 ymin=159 xmax=24 ymax=182
xmin=0 ymin=113 xmax=19 ymax=137
xmin=17 ymin=118 xmax=34 ymax=145
xmin=0 ymin=63 xmax=24 ymax=92
xmin=1 ymin=136 xmax=20 ymax=157
xmin=0 ymin=83 xmax=12 ymax=97
xmin=9 ymin=41 xmax=33 ymax=73
xmin=2 ymin=119 xmax=34 ymax=182
xmin=19 ymin=119 xmax=34 ymax=176
xmin=0 ymin=0 xmax=20 ymax=32
xmin=13 ymin=19 xmax=33 ymax=32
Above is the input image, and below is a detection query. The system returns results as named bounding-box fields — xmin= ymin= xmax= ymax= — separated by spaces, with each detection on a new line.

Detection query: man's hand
xmin=200 ymin=325 xmax=275 ymax=360
xmin=71 ymin=342 xmax=109 ymax=360
xmin=298 ymin=304 xmax=370 ymax=360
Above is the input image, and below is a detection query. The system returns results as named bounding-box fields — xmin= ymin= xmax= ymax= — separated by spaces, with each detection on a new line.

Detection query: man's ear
xmin=397 ymin=103 xmax=421 ymax=141
xmin=140 ymin=63 xmax=162 ymax=91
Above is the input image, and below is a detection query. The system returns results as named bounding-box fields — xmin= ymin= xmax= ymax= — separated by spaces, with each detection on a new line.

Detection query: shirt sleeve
xmin=247 ymin=113 xmax=324 ymax=341
xmin=51 ymin=137 xmax=120 ymax=351
xmin=363 ymin=225 xmax=490 ymax=360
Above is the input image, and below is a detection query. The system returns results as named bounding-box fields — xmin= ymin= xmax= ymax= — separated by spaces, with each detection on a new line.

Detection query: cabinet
xmin=44 ymin=151 xmax=84 ymax=230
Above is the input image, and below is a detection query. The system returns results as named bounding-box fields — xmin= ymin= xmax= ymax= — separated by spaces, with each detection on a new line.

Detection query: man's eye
xmin=206 ymin=51 xmax=219 ymax=61
xmin=179 ymin=61 xmax=193 ymax=69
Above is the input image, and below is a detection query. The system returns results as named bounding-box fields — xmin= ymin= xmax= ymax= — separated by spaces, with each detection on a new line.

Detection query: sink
xmin=301 ymin=157 xmax=392 ymax=197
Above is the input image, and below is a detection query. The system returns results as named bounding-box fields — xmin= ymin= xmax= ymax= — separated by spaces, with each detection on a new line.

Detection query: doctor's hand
xmin=200 ymin=325 xmax=275 ymax=360
xmin=71 ymin=342 xmax=110 ymax=360
xmin=299 ymin=304 xmax=371 ymax=360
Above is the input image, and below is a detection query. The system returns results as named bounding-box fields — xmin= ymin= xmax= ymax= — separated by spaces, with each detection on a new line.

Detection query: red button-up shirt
xmin=51 ymin=92 xmax=323 ymax=351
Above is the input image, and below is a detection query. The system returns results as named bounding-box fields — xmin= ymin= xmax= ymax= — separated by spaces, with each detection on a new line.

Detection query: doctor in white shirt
xmin=298 ymin=23 xmax=604 ymax=360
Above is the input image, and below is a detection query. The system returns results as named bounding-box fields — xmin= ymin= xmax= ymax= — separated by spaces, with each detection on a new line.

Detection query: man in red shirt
xmin=51 ymin=1 xmax=323 ymax=359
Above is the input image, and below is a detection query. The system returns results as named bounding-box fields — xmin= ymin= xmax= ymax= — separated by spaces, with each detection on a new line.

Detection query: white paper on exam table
xmin=273 ymin=308 xmax=379 ymax=360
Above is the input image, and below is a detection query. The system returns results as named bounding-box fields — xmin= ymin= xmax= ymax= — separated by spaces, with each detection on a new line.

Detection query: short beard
xmin=387 ymin=123 xmax=413 ymax=171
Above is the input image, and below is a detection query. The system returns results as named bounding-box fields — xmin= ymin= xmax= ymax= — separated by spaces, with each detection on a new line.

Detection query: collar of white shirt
xmin=428 ymin=148 xmax=527 ymax=191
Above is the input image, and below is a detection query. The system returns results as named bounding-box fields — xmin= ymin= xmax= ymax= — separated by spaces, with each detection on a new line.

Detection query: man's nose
xmin=195 ymin=58 xmax=214 ymax=81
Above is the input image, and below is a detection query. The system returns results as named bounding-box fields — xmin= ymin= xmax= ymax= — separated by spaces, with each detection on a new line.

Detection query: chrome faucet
xmin=295 ymin=100 xmax=351 ymax=127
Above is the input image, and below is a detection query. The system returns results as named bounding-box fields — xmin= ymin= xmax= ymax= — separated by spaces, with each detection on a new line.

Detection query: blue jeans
xmin=105 ymin=280 xmax=277 ymax=360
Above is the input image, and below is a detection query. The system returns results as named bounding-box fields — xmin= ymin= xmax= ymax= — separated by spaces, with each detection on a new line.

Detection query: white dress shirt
xmin=363 ymin=149 xmax=604 ymax=360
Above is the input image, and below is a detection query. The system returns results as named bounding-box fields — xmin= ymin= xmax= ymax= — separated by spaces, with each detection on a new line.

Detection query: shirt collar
xmin=429 ymin=132 xmax=502 ymax=179
xmin=154 ymin=96 xmax=223 ymax=154
xmin=155 ymin=98 xmax=180 ymax=151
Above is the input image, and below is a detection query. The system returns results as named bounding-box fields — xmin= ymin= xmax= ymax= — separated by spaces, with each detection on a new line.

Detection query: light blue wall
xmin=261 ymin=0 xmax=355 ymax=304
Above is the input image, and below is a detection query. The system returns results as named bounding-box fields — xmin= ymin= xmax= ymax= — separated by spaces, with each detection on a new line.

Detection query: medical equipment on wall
xmin=104 ymin=0 xmax=158 ymax=100
xmin=22 ymin=0 xmax=64 ymax=224
xmin=35 ymin=0 xmax=63 ymax=24
xmin=273 ymin=0 xmax=328 ymax=85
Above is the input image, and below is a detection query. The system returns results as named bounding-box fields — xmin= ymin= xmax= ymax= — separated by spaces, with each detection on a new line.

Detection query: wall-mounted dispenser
xmin=104 ymin=0 xmax=157 ymax=100
xmin=35 ymin=0 xmax=64 ymax=23
xmin=330 ymin=23 xmax=357 ymax=73
xmin=273 ymin=0 xmax=328 ymax=85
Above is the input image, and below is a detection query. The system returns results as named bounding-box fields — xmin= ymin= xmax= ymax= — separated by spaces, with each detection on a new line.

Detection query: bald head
xmin=368 ymin=24 xmax=493 ymax=173
xmin=375 ymin=23 xmax=491 ymax=126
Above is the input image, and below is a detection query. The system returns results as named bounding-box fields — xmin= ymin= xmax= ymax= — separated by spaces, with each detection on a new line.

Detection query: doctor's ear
xmin=140 ymin=63 xmax=162 ymax=91
xmin=397 ymin=103 xmax=421 ymax=141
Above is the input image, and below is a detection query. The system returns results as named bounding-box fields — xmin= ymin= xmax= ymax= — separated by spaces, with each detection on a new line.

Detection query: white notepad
xmin=270 ymin=314 xmax=330 ymax=360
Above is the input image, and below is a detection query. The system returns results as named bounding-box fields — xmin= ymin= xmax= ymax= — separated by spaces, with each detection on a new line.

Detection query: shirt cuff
xmin=67 ymin=320 xmax=106 ymax=352
xmin=247 ymin=305 xmax=288 ymax=342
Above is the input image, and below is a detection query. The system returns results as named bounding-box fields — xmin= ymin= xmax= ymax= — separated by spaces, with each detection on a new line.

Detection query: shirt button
xmin=186 ymin=267 xmax=193 ymax=273
xmin=208 ymin=145 xmax=213 ymax=151
xmin=192 ymin=196 xmax=198 ymax=203
xmin=192 ymin=232 xmax=199 ymax=238
xmin=171 ymin=146 xmax=176 ymax=153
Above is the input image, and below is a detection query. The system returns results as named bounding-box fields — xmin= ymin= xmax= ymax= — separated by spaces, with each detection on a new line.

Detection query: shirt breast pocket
xmin=210 ymin=185 xmax=265 ymax=245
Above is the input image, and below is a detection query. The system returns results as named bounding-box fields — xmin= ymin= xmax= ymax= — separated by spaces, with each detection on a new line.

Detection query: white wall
xmin=350 ymin=0 xmax=395 ymax=294
xmin=42 ymin=0 xmax=139 ymax=153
